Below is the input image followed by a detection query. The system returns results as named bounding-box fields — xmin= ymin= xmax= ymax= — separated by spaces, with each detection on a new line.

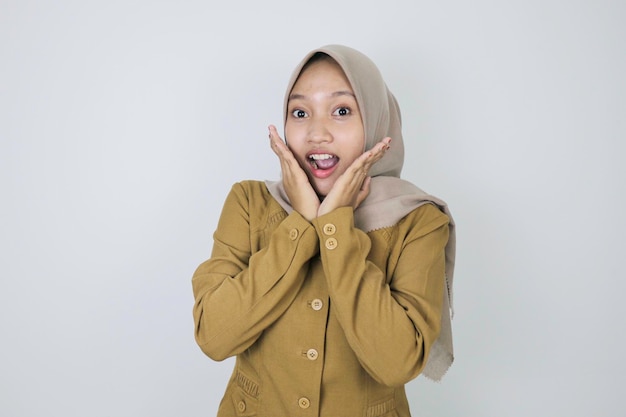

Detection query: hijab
xmin=266 ymin=44 xmax=456 ymax=381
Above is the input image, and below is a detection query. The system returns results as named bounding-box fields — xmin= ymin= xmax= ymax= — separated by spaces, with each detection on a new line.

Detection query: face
xmin=285 ymin=58 xmax=365 ymax=197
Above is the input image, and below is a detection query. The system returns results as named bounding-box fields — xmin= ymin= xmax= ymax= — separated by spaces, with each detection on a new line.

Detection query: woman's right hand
xmin=269 ymin=125 xmax=320 ymax=222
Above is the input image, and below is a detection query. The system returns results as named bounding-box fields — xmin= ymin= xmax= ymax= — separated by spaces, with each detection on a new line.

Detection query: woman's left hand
xmin=318 ymin=137 xmax=391 ymax=217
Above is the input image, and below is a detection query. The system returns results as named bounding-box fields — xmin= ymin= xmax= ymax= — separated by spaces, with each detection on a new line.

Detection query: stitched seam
xmin=235 ymin=370 xmax=259 ymax=398
xmin=267 ymin=210 xmax=287 ymax=227
xmin=365 ymin=397 xmax=396 ymax=417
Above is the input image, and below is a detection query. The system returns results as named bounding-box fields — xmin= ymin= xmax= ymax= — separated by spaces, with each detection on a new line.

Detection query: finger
xmin=359 ymin=137 xmax=392 ymax=172
xmin=268 ymin=125 xmax=312 ymax=188
xmin=347 ymin=141 xmax=388 ymax=176
xmin=269 ymin=126 xmax=299 ymax=185
xmin=269 ymin=126 xmax=296 ymax=165
xmin=268 ymin=125 xmax=285 ymax=154
xmin=369 ymin=137 xmax=392 ymax=161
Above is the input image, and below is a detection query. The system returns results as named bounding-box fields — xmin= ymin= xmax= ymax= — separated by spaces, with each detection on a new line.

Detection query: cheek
xmin=284 ymin=123 xmax=301 ymax=145
xmin=350 ymin=128 xmax=366 ymax=156
xmin=347 ymin=119 xmax=365 ymax=148
xmin=284 ymin=131 xmax=305 ymax=159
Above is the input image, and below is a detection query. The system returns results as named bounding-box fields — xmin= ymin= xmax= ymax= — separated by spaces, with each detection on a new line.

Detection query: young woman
xmin=192 ymin=44 xmax=456 ymax=417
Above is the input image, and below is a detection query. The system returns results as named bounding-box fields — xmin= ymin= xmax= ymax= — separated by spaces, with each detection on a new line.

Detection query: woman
xmin=192 ymin=44 xmax=456 ymax=416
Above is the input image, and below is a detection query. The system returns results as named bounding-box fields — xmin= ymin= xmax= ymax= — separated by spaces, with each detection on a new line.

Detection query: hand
xmin=268 ymin=125 xmax=320 ymax=222
xmin=318 ymin=137 xmax=391 ymax=217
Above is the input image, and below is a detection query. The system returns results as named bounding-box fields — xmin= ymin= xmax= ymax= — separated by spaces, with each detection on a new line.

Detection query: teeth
xmin=309 ymin=154 xmax=334 ymax=160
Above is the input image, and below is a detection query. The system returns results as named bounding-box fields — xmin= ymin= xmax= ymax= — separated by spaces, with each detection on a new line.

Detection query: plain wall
xmin=1 ymin=0 xmax=624 ymax=416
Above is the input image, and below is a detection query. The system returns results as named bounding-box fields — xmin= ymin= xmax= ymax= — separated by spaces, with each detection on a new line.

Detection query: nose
xmin=307 ymin=118 xmax=333 ymax=144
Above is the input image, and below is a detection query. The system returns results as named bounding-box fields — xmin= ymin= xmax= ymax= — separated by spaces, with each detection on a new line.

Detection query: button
xmin=323 ymin=223 xmax=336 ymax=235
xmin=237 ymin=400 xmax=246 ymax=412
xmin=325 ymin=237 xmax=337 ymax=250
xmin=298 ymin=397 xmax=310 ymax=409
xmin=306 ymin=348 xmax=319 ymax=360
xmin=311 ymin=299 xmax=323 ymax=311
xmin=289 ymin=228 xmax=299 ymax=240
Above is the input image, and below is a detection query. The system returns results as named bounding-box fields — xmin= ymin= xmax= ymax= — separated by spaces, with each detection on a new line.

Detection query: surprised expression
xmin=285 ymin=58 xmax=365 ymax=198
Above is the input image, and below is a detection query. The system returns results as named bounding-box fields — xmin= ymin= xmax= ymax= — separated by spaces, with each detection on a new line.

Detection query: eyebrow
xmin=288 ymin=90 xmax=356 ymax=101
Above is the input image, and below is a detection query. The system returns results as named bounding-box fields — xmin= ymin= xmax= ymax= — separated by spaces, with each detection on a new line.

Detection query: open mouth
xmin=308 ymin=153 xmax=339 ymax=170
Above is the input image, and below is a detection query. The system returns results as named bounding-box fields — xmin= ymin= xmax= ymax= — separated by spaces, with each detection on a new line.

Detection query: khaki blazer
xmin=192 ymin=181 xmax=449 ymax=417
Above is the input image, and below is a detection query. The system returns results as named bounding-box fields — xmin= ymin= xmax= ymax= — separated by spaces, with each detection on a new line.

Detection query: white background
xmin=1 ymin=0 xmax=624 ymax=416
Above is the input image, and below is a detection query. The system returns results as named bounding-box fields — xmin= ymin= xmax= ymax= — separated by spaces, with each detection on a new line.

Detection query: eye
xmin=333 ymin=107 xmax=351 ymax=116
xmin=291 ymin=109 xmax=307 ymax=118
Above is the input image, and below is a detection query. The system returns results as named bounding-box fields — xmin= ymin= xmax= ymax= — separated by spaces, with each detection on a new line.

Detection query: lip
xmin=306 ymin=150 xmax=339 ymax=179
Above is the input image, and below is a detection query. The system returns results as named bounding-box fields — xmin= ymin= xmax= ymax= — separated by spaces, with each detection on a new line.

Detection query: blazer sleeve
xmin=192 ymin=182 xmax=319 ymax=361
xmin=312 ymin=204 xmax=449 ymax=387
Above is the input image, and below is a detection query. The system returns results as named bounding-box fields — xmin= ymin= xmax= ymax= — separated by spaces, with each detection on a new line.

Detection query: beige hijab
xmin=266 ymin=44 xmax=456 ymax=381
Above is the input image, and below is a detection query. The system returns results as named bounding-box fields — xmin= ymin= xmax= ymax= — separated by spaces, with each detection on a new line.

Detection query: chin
xmin=312 ymin=182 xmax=332 ymax=199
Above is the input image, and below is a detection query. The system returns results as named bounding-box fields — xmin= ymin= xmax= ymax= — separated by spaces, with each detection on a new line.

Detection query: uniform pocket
xmin=229 ymin=369 xmax=259 ymax=416
xmin=230 ymin=387 xmax=258 ymax=417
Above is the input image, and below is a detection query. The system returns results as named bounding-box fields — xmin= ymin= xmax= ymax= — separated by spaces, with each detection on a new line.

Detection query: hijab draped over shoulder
xmin=266 ymin=44 xmax=456 ymax=381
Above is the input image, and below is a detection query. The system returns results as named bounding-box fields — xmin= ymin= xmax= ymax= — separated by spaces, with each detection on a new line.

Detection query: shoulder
xmin=397 ymin=203 xmax=450 ymax=239
xmin=229 ymin=179 xmax=268 ymax=194
xmin=229 ymin=180 xmax=273 ymax=202
xmin=225 ymin=180 xmax=279 ymax=206
xmin=225 ymin=180 xmax=286 ymax=228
